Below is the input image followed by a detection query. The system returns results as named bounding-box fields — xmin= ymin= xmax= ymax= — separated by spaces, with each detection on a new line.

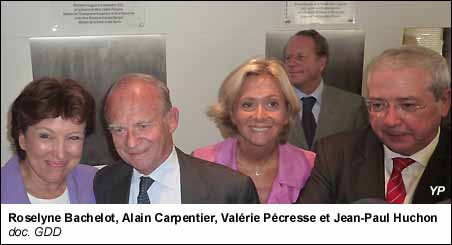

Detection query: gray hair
xmin=366 ymin=45 xmax=450 ymax=100
xmin=103 ymin=73 xmax=172 ymax=122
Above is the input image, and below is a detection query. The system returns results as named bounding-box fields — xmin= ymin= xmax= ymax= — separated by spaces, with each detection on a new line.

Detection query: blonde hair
xmin=208 ymin=57 xmax=300 ymax=143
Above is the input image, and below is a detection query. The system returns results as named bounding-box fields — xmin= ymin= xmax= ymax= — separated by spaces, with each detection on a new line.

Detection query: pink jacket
xmin=192 ymin=138 xmax=315 ymax=203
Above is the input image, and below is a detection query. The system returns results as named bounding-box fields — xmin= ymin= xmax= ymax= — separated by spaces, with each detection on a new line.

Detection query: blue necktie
xmin=137 ymin=176 xmax=154 ymax=204
xmin=301 ymin=97 xmax=317 ymax=148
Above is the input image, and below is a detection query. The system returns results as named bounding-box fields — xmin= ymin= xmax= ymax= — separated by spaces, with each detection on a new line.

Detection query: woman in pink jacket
xmin=193 ymin=57 xmax=315 ymax=204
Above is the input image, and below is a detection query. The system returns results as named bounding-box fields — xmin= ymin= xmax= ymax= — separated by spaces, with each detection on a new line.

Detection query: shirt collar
xmin=293 ymin=78 xmax=324 ymax=106
xmin=132 ymin=146 xmax=179 ymax=190
xmin=383 ymin=127 xmax=440 ymax=167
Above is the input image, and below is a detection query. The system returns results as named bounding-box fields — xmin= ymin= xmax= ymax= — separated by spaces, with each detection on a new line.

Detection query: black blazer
xmin=297 ymin=127 xmax=451 ymax=204
xmin=94 ymin=147 xmax=260 ymax=204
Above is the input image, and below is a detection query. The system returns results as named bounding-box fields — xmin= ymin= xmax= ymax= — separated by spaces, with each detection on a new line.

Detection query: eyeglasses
xmin=365 ymin=99 xmax=427 ymax=115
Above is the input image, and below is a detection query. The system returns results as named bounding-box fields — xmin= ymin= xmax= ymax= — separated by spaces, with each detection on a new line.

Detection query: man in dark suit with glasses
xmin=297 ymin=45 xmax=451 ymax=204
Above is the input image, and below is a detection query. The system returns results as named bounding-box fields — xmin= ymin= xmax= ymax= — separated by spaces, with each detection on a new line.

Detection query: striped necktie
xmin=386 ymin=157 xmax=415 ymax=204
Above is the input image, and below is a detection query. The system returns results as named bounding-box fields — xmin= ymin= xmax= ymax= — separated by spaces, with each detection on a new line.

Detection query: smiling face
xmin=19 ymin=116 xmax=86 ymax=186
xmin=106 ymin=80 xmax=178 ymax=175
xmin=367 ymin=65 xmax=450 ymax=155
xmin=232 ymin=74 xmax=289 ymax=148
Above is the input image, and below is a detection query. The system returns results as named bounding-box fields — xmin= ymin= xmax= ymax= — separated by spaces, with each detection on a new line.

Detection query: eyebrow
xmin=34 ymin=126 xmax=84 ymax=135
xmin=396 ymin=97 xmax=419 ymax=101
xmin=240 ymin=95 xmax=283 ymax=100
xmin=108 ymin=121 xmax=153 ymax=128
xmin=107 ymin=124 xmax=122 ymax=129
xmin=367 ymin=97 xmax=419 ymax=101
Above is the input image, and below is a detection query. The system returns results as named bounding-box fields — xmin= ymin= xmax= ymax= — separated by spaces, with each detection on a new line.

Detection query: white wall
xmin=1 ymin=1 xmax=451 ymax=165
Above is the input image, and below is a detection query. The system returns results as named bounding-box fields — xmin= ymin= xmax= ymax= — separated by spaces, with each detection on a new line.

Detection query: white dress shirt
xmin=128 ymin=146 xmax=182 ymax=204
xmin=383 ymin=127 xmax=440 ymax=203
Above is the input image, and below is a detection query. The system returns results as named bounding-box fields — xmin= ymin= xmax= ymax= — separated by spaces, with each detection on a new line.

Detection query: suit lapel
xmin=289 ymin=114 xmax=308 ymax=149
xmin=289 ymin=85 xmax=338 ymax=150
xmin=316 ymin=85 xmax=340 ymax=144
xmin=176 ymin=148 xmax=210 ymax=204
xmin=110 ymin=163 xmax=133 ymax=204
xmin=412 ymin=129 xmax=451 ymax=203
xmin=352 ymin=129 xmax=386 ymax=201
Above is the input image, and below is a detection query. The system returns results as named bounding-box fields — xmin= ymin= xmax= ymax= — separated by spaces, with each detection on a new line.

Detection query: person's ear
xmin=319 ymin=56 xmax=327 ymax=73
xmin=440 ymin=88 xmax=451 ymax=118
xmin=18 ymin=131 xmax=27 ymax=151
xmin=231 ymin=111 xmax=236 ymax=125
xmin=167 ymin=107 xmax=179 ymax=133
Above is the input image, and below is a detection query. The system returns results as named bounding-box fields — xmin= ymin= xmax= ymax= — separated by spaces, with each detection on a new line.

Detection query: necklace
xmin=236 ymin=146 xmax=278 ymax=178
xmin=255 ymin=168 xmax=262 ymax=176
xmin=237 ymin=158 xmax=275 ymax=177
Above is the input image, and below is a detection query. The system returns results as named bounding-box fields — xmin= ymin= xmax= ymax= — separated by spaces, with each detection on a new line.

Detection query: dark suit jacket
xmin=288 ymin=85 xmax=368 ymax=151
xmin=94 ymin=148 xmax=260 ymax=204
xmin=297 ymin=127 xmax=451 ymax=204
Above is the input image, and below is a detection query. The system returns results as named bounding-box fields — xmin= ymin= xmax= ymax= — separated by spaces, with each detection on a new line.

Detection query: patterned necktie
xmin=137 ymin=176 xmax=154 ymax=204
xmin=301 ymin=97 xmax=317 ymax=148
xmin=386 ymin=157 xmax=415 ymax=204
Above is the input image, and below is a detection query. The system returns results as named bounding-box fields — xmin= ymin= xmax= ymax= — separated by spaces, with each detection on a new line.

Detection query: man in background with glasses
xmin=297 ymin=45 xmax=451 ymax=204
xmin=284 ymin=30 xmax=368 ymax=151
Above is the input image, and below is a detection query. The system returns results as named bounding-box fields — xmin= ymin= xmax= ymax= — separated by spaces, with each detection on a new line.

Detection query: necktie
xmin=137 ymin=176 xmax=154 ymax=204
xmin=386 ymin=157 xmax=415 ymax=204
xmin=301 ymin=97 xmax=317 ymax=148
